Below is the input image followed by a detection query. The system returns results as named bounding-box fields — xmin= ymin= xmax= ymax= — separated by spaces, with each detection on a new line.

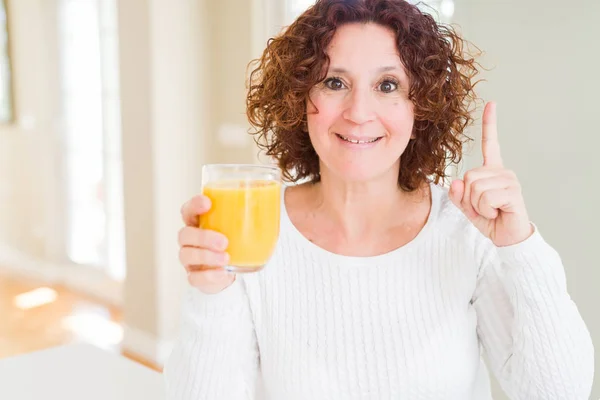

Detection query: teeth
xmin=338 ymin=135 xmax=380 ymax=144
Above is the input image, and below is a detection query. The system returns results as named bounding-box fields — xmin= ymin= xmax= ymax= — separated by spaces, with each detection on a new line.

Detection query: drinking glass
xmin=199 ymin=164 xmax=282 ymax=273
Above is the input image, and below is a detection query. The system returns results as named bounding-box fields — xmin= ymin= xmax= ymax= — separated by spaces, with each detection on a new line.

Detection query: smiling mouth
xmin=335 ymin=134 xmax=383 ymax=144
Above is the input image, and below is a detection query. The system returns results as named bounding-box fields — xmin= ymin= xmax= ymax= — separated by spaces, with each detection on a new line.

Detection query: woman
xmin=164 ymin=0 xmax=594 ymax=399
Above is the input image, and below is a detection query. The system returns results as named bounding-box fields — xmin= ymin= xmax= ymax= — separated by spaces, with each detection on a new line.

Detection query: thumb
xmin=449 ymin=179 xmax=465 ymax=210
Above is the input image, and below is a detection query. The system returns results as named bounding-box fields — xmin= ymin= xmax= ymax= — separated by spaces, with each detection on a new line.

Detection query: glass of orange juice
xmin=199 ymin=164 xmax=282 ymax=273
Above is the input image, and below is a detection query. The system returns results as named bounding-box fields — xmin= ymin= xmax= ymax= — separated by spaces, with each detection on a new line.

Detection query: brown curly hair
xmin=246 ymin=0 xmax=481 ymax=191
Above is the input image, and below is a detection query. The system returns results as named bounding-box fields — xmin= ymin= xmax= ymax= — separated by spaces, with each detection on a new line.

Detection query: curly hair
xmin=246 ymin=0 xmax=481 ymax=191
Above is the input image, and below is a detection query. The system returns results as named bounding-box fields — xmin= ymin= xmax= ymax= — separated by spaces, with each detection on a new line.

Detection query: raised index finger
xmin=482 ymin=101 xmax=503 ymax=168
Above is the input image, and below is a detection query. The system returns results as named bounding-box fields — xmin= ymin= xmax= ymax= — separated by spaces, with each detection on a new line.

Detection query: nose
xmin=342 ymin=88 xmax=376 ymax=125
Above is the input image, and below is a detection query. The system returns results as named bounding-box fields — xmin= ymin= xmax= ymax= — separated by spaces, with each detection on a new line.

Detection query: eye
xmin=378 ymin=79 xmax=398 ymax=93
xmin=323 ymin=77 xmax=346 ymax=91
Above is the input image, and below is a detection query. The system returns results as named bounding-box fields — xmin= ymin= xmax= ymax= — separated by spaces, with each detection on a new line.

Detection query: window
xmin=0 ymin=0 xmax=12 ymax=122
xmin=408 ymin=0 xmax=455 ymax=23
xmin=285 ymin=0 xmax=315 ymax=24
xmin=58 ymin=0 xmax=125 ymax=281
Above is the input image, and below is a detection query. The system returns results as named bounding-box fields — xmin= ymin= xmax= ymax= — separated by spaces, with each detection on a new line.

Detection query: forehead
xmin=326 ymin=23 xmax=402 ymax=68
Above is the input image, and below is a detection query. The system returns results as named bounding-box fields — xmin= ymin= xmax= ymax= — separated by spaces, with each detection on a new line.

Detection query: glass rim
xmin=202 ymin=163 xmax=281 ymax=172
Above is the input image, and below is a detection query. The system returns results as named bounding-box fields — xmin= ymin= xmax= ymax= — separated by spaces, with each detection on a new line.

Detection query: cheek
xmin=306 ymin=95 xmax=340 ymax=135
xmin=381 ymin=101 xmax=414 ymax=139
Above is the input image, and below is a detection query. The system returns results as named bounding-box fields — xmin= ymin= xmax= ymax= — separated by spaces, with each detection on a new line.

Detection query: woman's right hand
xmin=178 ymin=195 xmax=235 ymax=294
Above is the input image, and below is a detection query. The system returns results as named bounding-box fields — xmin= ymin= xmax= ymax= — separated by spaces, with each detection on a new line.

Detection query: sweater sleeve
xmin=163 ymin=277 xmax=259 ymax=400
xmin=472 ymin=226 xmax=594 ymax=399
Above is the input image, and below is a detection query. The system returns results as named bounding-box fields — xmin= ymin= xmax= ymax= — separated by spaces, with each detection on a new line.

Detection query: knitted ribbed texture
xmin=164 ymin=184 xmax=594 ymax=400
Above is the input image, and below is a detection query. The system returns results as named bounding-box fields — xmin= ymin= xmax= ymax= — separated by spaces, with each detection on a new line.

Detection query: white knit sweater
xmin=164 ymin=183 xmax=594 ymax=400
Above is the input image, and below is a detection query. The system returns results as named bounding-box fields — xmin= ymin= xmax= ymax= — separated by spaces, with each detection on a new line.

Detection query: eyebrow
xmin=329 ymin=66 xmax=402 ymax=74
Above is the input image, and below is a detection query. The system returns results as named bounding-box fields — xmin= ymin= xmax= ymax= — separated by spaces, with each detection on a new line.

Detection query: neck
xmin=311 ymin=167 xmax=422 ymax=240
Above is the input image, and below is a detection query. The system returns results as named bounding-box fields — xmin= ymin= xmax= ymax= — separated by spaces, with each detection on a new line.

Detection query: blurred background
xmin=0 ymin=0 xmax=597 ymax=398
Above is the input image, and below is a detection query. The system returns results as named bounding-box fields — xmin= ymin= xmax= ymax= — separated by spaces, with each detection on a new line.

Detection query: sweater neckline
xmin=281 ymin=181 xmax=441 ymax=265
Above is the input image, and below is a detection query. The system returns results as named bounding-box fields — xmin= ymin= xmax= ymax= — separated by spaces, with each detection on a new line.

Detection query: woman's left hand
xmin=449 ymin=102 xmax=534 ymax=247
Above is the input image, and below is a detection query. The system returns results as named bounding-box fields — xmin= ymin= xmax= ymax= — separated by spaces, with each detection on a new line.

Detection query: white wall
xmin=0 ymin=0 xmax=61 ymax=259
xmin=453 ymin=0 xmax=599 ymax=397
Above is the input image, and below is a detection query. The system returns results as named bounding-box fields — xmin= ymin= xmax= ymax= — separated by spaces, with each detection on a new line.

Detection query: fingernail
xmin=222 ymin=252 xmax=230 ymax=264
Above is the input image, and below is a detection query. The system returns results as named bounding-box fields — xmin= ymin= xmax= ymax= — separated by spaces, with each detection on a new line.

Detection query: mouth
xmin=335 ymin=133 xmax=383 ymax=144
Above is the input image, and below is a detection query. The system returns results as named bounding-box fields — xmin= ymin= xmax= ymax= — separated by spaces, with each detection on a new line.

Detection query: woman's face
xmin=307 ymin=22 xmax=414 ymax=183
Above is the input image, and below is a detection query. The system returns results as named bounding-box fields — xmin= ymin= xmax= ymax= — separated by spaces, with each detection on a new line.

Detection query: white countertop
xmin=0 ymin=343 xmax=165 ymax=399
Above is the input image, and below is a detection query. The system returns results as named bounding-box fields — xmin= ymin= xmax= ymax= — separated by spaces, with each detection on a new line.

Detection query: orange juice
xmin=200 ymin=180 xmax=281 ymax=271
